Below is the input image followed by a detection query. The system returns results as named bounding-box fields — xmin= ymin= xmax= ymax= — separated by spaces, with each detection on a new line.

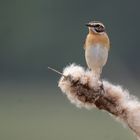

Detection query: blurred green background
xmin=0 ymin=0 xmax=140 ymax=139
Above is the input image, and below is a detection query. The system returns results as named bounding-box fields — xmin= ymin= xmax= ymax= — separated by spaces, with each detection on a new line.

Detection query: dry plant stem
xmin=63 ymin=75 xmax=125 ymax=117
xmin=58 ymin=64 xmax=140 ymax=140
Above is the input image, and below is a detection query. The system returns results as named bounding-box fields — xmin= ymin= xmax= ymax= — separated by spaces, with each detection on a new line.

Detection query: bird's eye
xmin=94 ymin=24 xmax=105 ymax=33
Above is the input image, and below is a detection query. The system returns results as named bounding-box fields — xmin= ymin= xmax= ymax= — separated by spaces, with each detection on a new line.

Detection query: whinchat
xmin=84 ymin=21 xmax=110 ymax=80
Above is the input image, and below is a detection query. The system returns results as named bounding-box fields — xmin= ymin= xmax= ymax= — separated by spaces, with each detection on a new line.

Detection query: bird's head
xmin=86 ymin=21 xmax=105 ymax=34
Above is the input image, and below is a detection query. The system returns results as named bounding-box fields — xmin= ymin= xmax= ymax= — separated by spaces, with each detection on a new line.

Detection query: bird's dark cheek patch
xmin=95 ymin=27 xmax=104 ymax=33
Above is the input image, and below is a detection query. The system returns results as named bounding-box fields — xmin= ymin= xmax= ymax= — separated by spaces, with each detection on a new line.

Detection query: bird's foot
xmin=99 ymin=79 xmax=105 ymax=94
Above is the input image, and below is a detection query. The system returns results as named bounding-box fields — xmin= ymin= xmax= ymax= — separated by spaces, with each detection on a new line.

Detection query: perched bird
xmin=84 ymin=21 xmax=110 ymax=80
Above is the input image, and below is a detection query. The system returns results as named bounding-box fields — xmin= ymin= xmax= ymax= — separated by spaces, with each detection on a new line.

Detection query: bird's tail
xmin=92 ymin=68 xmax=102 ymax=81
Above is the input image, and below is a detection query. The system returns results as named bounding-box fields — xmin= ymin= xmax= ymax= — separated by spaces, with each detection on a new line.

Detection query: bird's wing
xmin=83 ymin=39 xmax=86 ymax=49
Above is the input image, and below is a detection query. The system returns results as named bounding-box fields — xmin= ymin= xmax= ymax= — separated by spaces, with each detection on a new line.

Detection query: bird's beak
xmin=85 ymin=23 xmax=94 ymax=27
xmin=85 ymin=23 xmax=90 ymax=27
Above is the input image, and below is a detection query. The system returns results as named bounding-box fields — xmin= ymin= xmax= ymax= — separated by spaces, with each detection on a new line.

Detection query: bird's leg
xmin=99 ymin=79 xmax=105 ymax=94
xmin=94 ymin=79 xmax=105 ymax=103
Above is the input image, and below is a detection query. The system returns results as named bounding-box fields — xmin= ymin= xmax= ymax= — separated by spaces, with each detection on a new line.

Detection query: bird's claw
xmin=99 ymin=80 xmax=105 ymax=95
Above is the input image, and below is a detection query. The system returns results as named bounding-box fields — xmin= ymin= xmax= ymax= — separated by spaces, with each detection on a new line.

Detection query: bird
xmin=84 ymin=21 xmax=110 ymax=80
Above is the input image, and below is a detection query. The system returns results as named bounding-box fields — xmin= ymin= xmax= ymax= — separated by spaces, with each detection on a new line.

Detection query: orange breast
xmin=85 ymin=32 xmax=110 ymax=49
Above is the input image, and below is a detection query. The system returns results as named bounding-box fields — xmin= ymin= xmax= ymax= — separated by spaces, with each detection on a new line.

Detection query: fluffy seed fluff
xmin=58 ymin=64 xmax=140 ymax=140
